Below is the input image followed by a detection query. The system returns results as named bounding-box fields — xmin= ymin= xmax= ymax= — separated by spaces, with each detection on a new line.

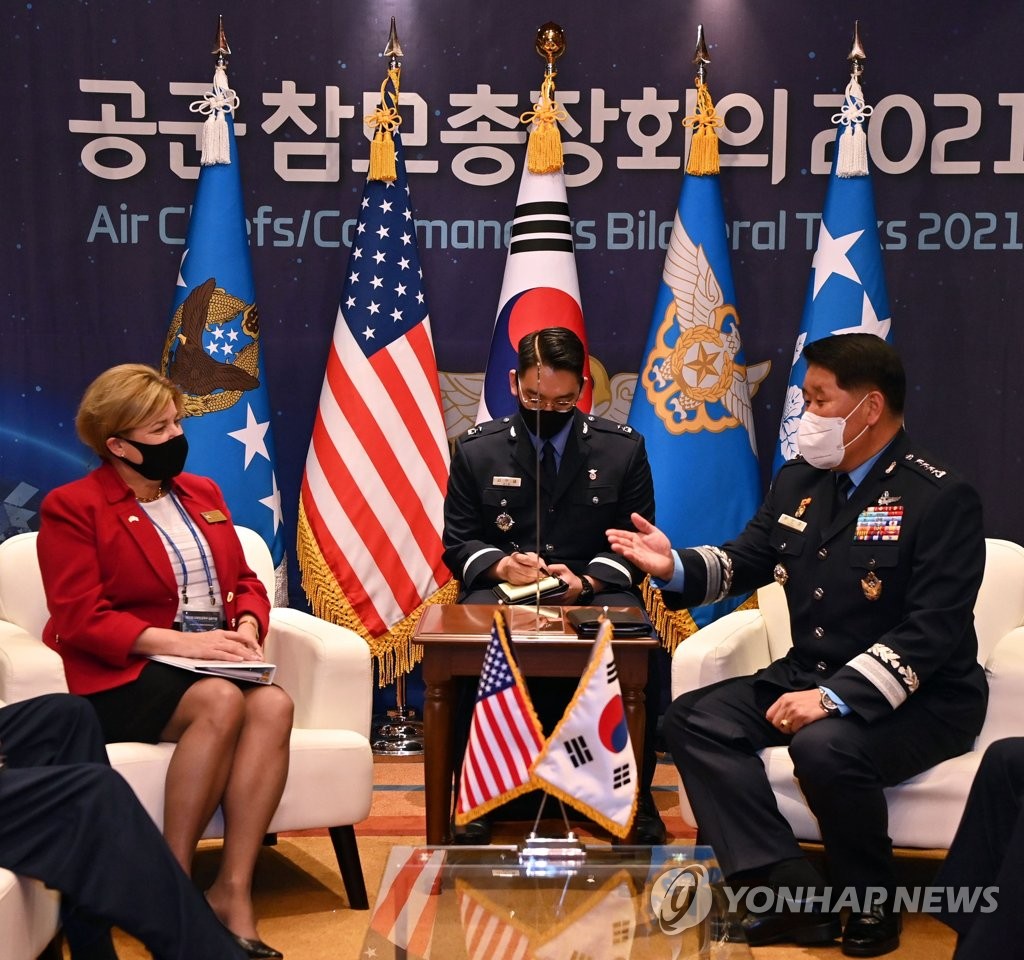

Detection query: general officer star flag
xmin=772 ymin=49 xmax=892 ymax=473
xmin=476 ymin=57 xmax=593 ymax=422
xmin=531 ymin=620 xmax=637 ymax=838
xmin=626 ymin=64 xmax=768 ymax=640
xmin=161 ymin=38 xmax=286 ymax=598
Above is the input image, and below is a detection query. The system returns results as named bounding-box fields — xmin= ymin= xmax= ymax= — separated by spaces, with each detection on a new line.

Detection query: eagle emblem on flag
xmin=639 ymin=213 xmax=758 ymax=454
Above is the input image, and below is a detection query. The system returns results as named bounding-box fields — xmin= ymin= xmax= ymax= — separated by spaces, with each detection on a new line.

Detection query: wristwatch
xmin=819 ymin=687 xmax=842 ymax=718
xmin=576 ymin=576 xmax=595 ymax=605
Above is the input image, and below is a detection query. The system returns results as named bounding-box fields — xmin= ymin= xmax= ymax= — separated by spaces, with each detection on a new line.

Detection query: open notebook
xmin=148 ymin=655 xmax=276 ymax=685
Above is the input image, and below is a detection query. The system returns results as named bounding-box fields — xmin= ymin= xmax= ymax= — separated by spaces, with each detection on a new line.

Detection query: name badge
xmin=201 ymin=510 xmax=228 ymax=523
xmin=492 ymin=476 xmax=522 ymax=487
xmin=180 ymin=610 xmax=222 ymax=632
xmin=778 ymin=513 xmax=807 ymax=532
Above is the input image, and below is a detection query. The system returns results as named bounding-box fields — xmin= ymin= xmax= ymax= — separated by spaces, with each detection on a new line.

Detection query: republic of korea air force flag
xmin=476 ymin=160 xmax=594 ymax=422
xmin=531 ymin=620 xmax=637 ymax=838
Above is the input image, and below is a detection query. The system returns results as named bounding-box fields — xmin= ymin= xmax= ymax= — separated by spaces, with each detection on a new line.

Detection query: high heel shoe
xmin=229 ymin=933 xmax=284 ymax=959
xmin=204 ymin=891 xmax=283 ymax=959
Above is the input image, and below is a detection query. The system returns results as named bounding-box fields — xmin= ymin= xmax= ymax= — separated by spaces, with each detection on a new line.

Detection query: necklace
xmin=136 ymin=486 xmax=166 ymax=503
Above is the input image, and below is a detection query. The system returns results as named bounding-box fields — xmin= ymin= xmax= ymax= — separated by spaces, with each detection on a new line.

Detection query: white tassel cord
xmin=832 ymin=76 xmax=872 ymax=178
xmin=189 ymin=63 xmax=239 ymax=166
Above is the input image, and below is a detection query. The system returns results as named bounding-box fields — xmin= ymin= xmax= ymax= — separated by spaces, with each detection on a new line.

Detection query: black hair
xmin=802 ymin=333 xmax=905 ymax=414
xmin=516 ymin=327 xmax=585 ymax=384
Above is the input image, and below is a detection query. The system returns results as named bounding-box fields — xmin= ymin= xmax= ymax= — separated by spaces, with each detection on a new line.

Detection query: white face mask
xmin=797 ymin=393 xmax=870 ymax=469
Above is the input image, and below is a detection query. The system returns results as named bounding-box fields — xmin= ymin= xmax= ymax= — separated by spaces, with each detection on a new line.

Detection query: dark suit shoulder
xmin=579 ymin=414 xmax=644 ymax=443
xmin=895 ymin=449 xmax=965 ymax=486
xmin=455 ymin=417 xmax=514 ymax=444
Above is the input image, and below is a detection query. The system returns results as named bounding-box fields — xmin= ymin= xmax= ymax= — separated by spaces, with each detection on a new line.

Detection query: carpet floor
xmin=100 ymin=756 xmax=956 ymax=959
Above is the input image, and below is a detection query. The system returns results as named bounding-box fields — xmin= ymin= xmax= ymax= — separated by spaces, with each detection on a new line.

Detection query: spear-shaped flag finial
xmin=211 ymin=14 xmax=230 ymax=62
xmin=193 ymin=14 xmax=238 ymax=165
xmin=384 ymin=16 xmax=403 ymax=63
xmin=683 ymin=24 xmax=722 ymax=175
xmin=835 ymin=21 xmax=872 ymax=176
xmin=693 ymin=23 xmax=710 ymax=83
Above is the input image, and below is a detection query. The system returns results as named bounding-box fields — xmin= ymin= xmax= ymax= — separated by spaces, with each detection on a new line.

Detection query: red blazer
xmin=38 ymin=462 xmax=271 ymax=695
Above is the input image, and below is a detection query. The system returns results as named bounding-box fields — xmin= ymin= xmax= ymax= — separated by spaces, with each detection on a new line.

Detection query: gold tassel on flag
xmin=681 ymin=26 xmax=722 ymax=176
xmin=834 ymin=21 xmax=872 ymax=178
xmin=522 ymin=22 xmax=569 ymax=174
xmin=365 ymin=66 xmax=401 ymax=182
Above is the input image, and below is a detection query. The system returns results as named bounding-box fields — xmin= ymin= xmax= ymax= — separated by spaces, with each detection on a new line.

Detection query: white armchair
xmin=671 ymin=537 xmax=1024 ymax=850
xmin=0 ymin=526 xmax=374 ymax=960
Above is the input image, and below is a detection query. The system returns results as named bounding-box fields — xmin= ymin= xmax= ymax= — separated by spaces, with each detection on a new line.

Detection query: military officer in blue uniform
xmin=607 ymin=333 xmax=986 ymax=957
xmin=442 ymin=327 xmax=665 ymax=842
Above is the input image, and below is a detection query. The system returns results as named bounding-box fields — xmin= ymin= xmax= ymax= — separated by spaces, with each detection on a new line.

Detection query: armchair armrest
xmin=264 ymin=608 xmax=372 ymax=737
xmin=978 ymin=626 xmax=1024 ymax=751
xmin=671 ymin=608 xmax=773 ymax=698
xmin=0 ymin=624 xmax=67 ymax=703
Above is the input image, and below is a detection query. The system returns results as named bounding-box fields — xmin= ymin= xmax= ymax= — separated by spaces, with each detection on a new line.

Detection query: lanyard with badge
xmin=146 ymin=493 xmax=222 ymax=632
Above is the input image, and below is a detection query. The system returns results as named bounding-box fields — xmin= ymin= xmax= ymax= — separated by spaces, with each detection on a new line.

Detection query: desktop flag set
xmin=626 ymin=27 xmax=768 ymax=646
xmin=160 ymin=19 xmax=287 ymax=600
xmin=530 ymin=619 xmax=638 ymax=839
xmin=456 ymin=612 xmax=638 ymax=838
xmin=476 ymin=23 xmax=593 ymax=422
xmin=772 ymin=25 xmax=893 ymax=473
xmin=297 ymin=41 xmax=455 ymax=684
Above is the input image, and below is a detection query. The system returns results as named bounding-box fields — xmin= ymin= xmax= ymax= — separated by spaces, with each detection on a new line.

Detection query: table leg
xmin=423 ymin=675 xmax=455 ymax=844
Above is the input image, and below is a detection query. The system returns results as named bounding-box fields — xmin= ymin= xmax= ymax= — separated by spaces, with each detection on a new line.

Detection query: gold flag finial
xmin=693 ymin=23 xmax=710 ymax=82
xmin=384 ymin=16 xmax=403 ymax=62
xmin=683 ymin=23 xmax=722 ymax=175
xmin=848 ymin=20 xmax=867 ymax=66
xmin=524 ymin=22 xmax=568 ymax=173
xmin=535 ymin=22 xmax=566 ymax=67
xmin=211 ymin=14 xmax=230 ymax=61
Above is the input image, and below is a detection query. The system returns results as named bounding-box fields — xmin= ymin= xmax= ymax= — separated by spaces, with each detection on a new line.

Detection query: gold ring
xmin=780 ymin=719 xmax=790 ymax=728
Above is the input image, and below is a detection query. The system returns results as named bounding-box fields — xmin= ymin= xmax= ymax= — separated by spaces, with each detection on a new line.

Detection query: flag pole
xmin=365 ymin=17 xmax=425 ymax=757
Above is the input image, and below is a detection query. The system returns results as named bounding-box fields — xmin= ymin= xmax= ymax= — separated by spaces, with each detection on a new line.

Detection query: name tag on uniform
xmin=201 ymin=510 xmax=228 ymax=523
xmin=492 ymin=476 xmax=522 ymax=487
xmin=778 ymin=513 xmax=807 ymax=532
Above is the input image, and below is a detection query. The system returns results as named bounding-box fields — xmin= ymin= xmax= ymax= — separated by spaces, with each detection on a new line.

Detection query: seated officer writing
xmin=443 ymin=326 xmax=664 ymax=842
xmin=607 ymin=333 xmax=986 ymax=956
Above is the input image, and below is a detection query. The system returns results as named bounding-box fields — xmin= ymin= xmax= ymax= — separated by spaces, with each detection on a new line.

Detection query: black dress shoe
xmin=634 ymin=791 xmax=667 ymax=845
xmin=740 ymin=905 xmax=841 ymax=947
xmin=452 ymin=816 xmax=492 ymax=845
xmin=230 ymin=934 xmax=284 ymax=958
xmin=843 ymin=906 xmax=901 ymax=957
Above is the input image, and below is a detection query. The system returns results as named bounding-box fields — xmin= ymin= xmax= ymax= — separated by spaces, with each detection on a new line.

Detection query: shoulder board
xmin=899 ymin=452 xmax=954 ymax=483
xmin=458 ymin=417 xmax=512 ymax=442
xmin=582 ymin=415 xmax=642 ymax=440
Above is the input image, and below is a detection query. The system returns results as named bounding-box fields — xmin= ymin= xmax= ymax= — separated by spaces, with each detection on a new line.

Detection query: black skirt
xmin=85 ymin=660 xmax=248 ymax=744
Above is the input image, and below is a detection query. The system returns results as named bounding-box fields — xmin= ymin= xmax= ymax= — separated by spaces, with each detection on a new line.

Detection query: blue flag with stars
xmin=161 ymin=100 xmax=285 ymax=589
xmin=772 ymin=113 xmax=892 ymax=473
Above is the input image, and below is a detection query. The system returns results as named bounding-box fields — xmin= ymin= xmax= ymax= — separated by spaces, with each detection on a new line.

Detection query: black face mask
xmin=518 ymin=404 xmax=575 ymax=440
xmin=116 ymin=433 xmax=189 ymax=482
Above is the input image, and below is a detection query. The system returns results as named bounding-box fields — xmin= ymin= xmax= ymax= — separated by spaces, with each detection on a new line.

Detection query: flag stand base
xmin=371 ymin=675 xmax=424 ymax=755
xmin=371 ymin=706 xmax=424 ymax=755
xmin=518 ymin=833 xmax=588 ymax=872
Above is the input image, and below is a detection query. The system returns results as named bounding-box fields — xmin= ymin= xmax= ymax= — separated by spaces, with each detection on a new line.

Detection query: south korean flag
xmin=531 ymin=620 xmax=638 ymax=837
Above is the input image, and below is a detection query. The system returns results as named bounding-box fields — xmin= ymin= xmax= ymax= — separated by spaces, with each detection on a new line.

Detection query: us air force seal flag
xmin=772 ymin=51 xmax=892 ymax=473
xmin=627 ymin=67 xmax=767 ymax=637
xmin=160 ymin=48 xmax=286 ymax=596
xmin=531 ymin=620 xmax=637 ymax=838
xmin=476 ymin=141 xmax=593 ymax=421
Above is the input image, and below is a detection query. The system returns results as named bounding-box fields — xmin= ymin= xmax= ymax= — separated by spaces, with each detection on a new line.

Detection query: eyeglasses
xmin=517 ymin=379 xmax=579 ymax=412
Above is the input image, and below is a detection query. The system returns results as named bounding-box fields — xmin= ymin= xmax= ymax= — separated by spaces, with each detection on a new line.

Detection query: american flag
xmin=298 ymin=112 xmax=451 ymax=660
xmin=455 ymin=611 xmax=544 ymax=822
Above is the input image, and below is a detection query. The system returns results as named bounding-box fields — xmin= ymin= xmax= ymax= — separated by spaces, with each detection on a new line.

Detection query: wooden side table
xmin=414 ymin=604 xmax=657 ymax=844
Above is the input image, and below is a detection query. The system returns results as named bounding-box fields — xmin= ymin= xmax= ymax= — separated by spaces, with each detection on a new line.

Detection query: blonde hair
xmin=76 ymin=364 xmax=184 ymax=459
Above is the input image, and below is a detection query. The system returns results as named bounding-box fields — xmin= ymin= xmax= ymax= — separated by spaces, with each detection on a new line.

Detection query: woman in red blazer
xmin=38 ymin=364 xmax=292 ymax=960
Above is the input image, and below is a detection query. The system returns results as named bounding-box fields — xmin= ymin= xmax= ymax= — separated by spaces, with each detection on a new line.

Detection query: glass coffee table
xmin=360 ymin=842 xmax=752 ymax=958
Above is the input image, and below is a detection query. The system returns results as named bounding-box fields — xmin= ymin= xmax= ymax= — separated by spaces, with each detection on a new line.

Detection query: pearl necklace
xmin=135 ymin=486 xmax=166 ymax=504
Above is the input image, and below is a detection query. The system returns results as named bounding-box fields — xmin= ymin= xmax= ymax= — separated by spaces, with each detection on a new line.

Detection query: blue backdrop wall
xmin=3 ymin=1 xmax=1022 ymax=601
